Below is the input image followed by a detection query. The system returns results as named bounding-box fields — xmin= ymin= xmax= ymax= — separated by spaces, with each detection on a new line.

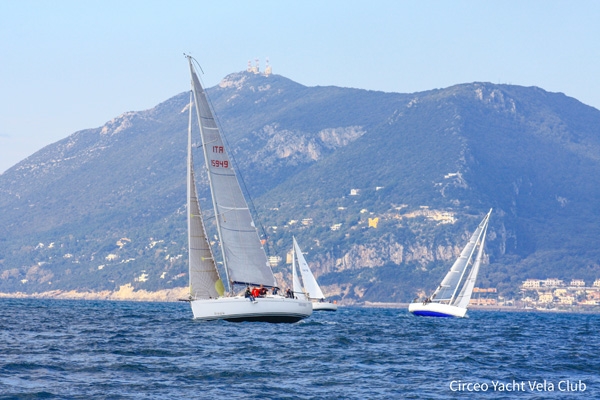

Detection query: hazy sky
xmin=1 ymin=0 xmax=599 ymax=173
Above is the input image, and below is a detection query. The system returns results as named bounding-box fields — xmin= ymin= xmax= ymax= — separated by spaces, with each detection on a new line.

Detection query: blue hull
xmin=411 ymin=310 xmax=455 ymax=318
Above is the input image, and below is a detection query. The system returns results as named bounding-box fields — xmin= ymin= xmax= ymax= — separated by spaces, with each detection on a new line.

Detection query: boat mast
xmin=187 ymin=55 xmax=232 ymax=293
xmin=186 ymin=91 xmax=194 ymax=297
xmin=292 ymin=238 xmax=297 ymax=291
xmin=292 ymin=237 xmax=296 ymax=272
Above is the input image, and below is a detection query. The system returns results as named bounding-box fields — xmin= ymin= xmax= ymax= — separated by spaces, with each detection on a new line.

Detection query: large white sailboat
xmin=292 ymin=237 xmax=338 ymax=311
xmin=408 ymin=209 xmax=492 ymax=318
xmin=185 ymin=55 xmax=312 ymax=322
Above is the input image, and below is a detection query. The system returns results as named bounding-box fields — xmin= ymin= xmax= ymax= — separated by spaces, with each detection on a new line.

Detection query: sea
xmin=0 ymin=299 xmax=598 ymax=399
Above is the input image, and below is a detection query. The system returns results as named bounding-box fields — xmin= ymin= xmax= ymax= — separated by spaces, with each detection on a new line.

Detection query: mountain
xmin=1 ymin=70 xmax=600 ymax=303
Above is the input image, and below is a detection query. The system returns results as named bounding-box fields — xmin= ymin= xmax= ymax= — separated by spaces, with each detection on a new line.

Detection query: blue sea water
xmin=0 ymin=299 xmax=598 ymax=399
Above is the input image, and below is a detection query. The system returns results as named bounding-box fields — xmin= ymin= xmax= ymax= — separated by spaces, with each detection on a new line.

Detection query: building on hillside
xmin=469 ymin=287 xmax=497 ymax=306
xmin=587 ymin=291 xmax=600 ymax=301
xmin=469 ymin=298 xmax=497 ymax=306
xmin=569 ymin=279 xmax=586 ymax=287
xmin=553 ymin=288 xmax=567 ymax=297
xmin=559 ymin=295 xmax=575 ymax=305
xmin=538 ymin=292 xmax=554 ymax=303
xmin=543 ymin=278 xmax=564 ymax=287
xmin=522 ymin=279 xmax=542 ymax=289
xmin=268 ymin=256 xmax=281 ymax=267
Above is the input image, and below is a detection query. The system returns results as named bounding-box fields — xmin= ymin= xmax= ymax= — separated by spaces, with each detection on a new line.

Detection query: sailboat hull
xmin=190 ymin=295 xmax=312 ymax=323
xmin=408 ymin=302 xmax=467 ymax=318
xmin=311 ymin=301 xmax=338 ymax=311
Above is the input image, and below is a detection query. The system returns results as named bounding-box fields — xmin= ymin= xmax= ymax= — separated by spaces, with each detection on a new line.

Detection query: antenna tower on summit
xmin=248 ymin=59 xmax=259 ymax=74
xmin=264 ymin=57 xmax=272 ymax=76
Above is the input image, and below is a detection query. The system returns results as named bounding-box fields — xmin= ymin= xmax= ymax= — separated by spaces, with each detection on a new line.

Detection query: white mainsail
xmin=187 ymin=92 xmax=223 ymax=299
xmin=294 ymin=237 xmax=325 ymax=299
xmin=188 ymin=58 xmax=276 ymax=289
xmin=431 ymin=210 xmax=490 ymax=303
xmin=454 ymin=224 xmax=488 ymax=309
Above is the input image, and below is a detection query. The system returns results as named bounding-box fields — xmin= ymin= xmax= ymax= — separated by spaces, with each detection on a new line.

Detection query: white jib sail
xmin=432 ymin=211 xmax=490 ymax=303
xmin=453 ymin=210 xmax=491 ymax=309
xmin=294 ymin=237 xmax=325 ymax=300
xmin=187 ymin=92 xmax=222 ymax=299
xmin=188 ymin=58 xmax=275 ymax=288
xmin=292 ymin=243 xmax=307 ymax=300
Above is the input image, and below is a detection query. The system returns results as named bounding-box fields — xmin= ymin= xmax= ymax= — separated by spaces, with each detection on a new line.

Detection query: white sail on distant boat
xmin=291 ymin=244 xmax=307 ymax=302
xmin=292 ymin=237 xmax=338 ymax=311
xmin=409 ymin=209 xmax=492 ymax=318
xmin=184 ymin=55 xmax=312 ymax=322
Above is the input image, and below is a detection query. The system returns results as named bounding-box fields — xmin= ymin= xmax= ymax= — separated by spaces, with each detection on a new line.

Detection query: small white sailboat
xmin=409 ymin=209 xmax=492 ymax=318
xmin=185 ymin=55 xmax=312 ymax=322
xmin=292 ymin=237 xmax=338 ymax=311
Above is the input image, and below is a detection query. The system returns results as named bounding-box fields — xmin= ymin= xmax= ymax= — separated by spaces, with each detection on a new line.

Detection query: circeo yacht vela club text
xmin=450 ymin=380 xmax=586 ymax=393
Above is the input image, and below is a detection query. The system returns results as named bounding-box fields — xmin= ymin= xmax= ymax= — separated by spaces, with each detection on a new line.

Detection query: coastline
xmin=0 ymin=283 xmax=188 ymax=302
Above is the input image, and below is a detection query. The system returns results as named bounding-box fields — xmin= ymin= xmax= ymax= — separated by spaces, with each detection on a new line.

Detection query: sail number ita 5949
xmin=211 ymin=160 xmax=229 ymax=168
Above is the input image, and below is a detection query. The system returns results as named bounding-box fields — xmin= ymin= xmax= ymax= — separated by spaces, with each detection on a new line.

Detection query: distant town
xmin=466 ymin=279 xmax=600 ymax=311
xmin=519 ymin=278 xmax=600 ymax=309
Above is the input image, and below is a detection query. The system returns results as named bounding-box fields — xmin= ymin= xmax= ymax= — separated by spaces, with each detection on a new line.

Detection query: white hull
xmin=311 ymin=301 xmax=338 ymax=311
xmin=408 ymin=302 xmax=467 ymax=318
xmin=190 ymin=295 xmax=312 ymax=323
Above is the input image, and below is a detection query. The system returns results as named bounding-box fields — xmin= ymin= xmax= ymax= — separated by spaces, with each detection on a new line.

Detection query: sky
xmin=1 ymin=0 xmax=599 ymax=173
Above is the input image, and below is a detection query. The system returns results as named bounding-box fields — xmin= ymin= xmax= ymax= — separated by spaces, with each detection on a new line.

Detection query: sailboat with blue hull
xmin=409 ymin=209 xmax=492 ymax=318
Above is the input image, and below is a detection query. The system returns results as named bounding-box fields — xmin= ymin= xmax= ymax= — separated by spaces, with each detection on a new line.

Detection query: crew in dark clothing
xmin=245 ymin=286 xmax=255 ymax=301
xmin=259 ymin=284 xmax=268 ymax=297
